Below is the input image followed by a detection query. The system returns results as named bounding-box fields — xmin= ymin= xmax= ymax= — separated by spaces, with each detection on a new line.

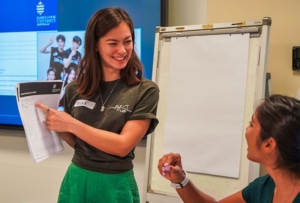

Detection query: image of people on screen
xmin=63 ymin=35 xmax=82 ymax=80
xmin=58 ymin=66 xmax=78 ymax=110
xmin=46 ymin=67 xmax=57 ymax=80
xmin=40 ymin=35 xmax=66 ymax=80
xmin=37 ymin=31 xmax=85 ymax=82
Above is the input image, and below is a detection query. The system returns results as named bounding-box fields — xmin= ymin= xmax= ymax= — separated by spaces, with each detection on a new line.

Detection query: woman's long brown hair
xmin=76 ymin=7 xmax=143 ymax=98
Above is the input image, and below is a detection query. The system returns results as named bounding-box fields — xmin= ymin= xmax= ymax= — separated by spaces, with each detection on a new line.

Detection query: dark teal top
xmin=242 ymin=174 xmax=300 ymax=203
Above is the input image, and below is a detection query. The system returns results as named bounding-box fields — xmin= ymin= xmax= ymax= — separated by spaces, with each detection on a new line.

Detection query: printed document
xmin=16 ymin=81 xmax=64 ymax=162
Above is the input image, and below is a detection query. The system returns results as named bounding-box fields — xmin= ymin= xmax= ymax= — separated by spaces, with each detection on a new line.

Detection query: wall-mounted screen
xmin=0 ymin=0 xmax=160 ymax=127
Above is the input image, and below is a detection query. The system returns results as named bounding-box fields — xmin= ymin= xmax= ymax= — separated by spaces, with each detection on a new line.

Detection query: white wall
xmin=0 ymin=129 xmax=147 ymax=203
xmin=207 ymin=0 xmax=300 ymax=97
xmin=168 ymin=0 xmax=206 ymax=26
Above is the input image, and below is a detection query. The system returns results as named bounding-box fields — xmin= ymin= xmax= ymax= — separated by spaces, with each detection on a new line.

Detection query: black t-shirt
xmin=63 ymin=48 xmax=81 ymax=71
xmin=64 ymin=78 xmax=159 ymax=173
xmin=49 ymin=47 xmax=65 ymax=80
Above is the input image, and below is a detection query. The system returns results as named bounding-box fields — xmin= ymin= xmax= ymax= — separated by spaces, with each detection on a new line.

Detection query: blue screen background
xmin=0 ymin=0 xmax=160 ymax=126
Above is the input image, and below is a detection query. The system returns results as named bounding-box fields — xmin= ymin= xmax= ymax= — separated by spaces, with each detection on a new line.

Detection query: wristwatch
xmin=170 ymin=170 xmax=190 ymax=189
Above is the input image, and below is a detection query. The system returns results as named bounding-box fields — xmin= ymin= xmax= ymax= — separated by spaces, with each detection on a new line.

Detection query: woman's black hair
xmin=256 ymin=94 xmax=300 ymax=176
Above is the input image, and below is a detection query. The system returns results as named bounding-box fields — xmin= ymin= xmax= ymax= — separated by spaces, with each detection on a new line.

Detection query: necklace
xmin=274 ymin=181 xmax=298 ymax=203
xmin=99 ymin=79 xmax=120 ymax=112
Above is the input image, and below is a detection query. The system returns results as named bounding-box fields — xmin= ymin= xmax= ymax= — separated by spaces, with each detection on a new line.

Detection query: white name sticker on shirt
xmin=74 ymin=100 xmax=95 ymax=109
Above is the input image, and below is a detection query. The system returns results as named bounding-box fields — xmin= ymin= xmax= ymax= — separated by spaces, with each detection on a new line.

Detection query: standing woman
xmin=36 ymin=7 xmax=159 ymax=203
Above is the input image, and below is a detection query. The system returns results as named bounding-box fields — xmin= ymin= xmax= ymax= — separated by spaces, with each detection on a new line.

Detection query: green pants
xmin=58 ymin=163 xmax=140 ymax=203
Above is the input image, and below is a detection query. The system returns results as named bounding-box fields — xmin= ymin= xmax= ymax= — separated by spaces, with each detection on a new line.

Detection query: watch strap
xmin=170 ymin=170 xmax=189 ymax=189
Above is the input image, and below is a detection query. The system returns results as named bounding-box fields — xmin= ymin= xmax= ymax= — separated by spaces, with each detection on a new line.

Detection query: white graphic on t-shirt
xmin=109 ymin=105 xmax=131 ymax=113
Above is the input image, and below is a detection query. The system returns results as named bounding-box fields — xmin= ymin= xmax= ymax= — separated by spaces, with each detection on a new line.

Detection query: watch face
xmin=171 ymin=183 xmax=182 ymax=189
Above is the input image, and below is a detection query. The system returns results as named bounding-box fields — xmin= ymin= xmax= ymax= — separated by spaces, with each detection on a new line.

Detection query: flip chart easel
xmin=143 ymin=17 xmax=272 ymax=203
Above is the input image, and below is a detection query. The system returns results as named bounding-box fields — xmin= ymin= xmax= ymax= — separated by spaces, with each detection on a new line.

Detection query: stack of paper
xmin=16 ymin=81 xmax=64 ymax=162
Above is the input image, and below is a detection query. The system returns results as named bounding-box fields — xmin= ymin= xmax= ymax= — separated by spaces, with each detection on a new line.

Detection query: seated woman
xmin=158 ymin=94 xmax=300 ymax=203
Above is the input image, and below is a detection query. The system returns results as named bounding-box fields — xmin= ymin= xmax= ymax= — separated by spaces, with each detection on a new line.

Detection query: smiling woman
xmin=96 ymin=22 xmax=134 ymax=76
xmin=35 ymin=7 xmax=160 ymax=203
